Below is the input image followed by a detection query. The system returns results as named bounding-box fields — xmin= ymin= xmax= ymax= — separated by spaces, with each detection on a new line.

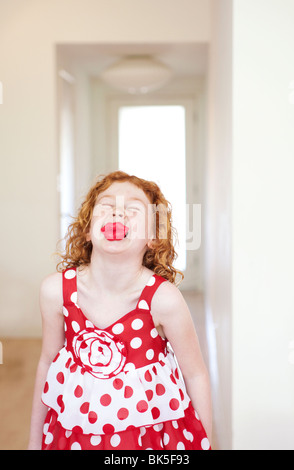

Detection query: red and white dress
xmin=41 ymin=268 xmax=210 ymax=450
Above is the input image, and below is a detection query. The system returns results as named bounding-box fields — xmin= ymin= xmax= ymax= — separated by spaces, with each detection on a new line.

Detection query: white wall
xmin=0 ymin=0 xmax=211 ymax=337
xmin=206 ymin=0 xmax=294 ymax=450
xmin=232 ymin=0 xmax=294 ymax=450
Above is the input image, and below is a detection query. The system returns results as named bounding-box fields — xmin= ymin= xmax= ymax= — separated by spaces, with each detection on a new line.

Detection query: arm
xmin=27 ymin=272 xmax=64 ymax=450
xmin=151 ymin=281 xmax=212 ymax=443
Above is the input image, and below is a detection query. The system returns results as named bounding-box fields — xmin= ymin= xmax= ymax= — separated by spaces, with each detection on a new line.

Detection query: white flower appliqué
xmin=72 ymin=329 xmax=127 ymax=379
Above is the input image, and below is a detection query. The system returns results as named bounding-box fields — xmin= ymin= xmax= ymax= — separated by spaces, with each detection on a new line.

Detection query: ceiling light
xmin=100 ymin=56 xmax=172 ymax=94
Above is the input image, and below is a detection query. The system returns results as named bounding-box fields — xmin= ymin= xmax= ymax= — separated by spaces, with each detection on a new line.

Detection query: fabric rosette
xmin=72 ymin=329 xmax=127 ymax=379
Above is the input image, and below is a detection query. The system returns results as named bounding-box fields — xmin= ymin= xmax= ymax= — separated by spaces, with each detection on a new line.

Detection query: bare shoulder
xmin=151 ymin=279 xmax=188 ymax=318
xmin=40 ymin=272 xmax=63 ymax=315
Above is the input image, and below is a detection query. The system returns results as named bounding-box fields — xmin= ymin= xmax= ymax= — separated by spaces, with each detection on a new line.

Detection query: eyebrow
xmin=97 ymin=195 xmax=146 ymax=205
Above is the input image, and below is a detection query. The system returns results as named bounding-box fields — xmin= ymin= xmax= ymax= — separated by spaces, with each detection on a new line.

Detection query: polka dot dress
xmin=41 ymin=268 xmax=210 ymax=450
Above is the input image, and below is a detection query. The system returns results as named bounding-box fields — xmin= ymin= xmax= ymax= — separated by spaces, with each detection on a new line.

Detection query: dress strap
xmin=136 ymin=274 xmax=167 ymax=311
xmin=62 ymin=267 xmax=78 ymax=307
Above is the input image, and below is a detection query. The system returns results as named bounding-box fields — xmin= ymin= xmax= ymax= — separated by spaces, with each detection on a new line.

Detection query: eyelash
xmin=100 ymin=203 xmax=141 ymax=212
xmin=128 ymin=206 xmax=141 ymax=211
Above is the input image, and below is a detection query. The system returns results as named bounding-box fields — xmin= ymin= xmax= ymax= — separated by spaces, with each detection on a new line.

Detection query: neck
xmin=84 ymin=249 xmax=145 ymax=294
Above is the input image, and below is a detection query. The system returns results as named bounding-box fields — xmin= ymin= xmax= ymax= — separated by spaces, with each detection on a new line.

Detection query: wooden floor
xmin=0 ymin=291 xmax=218 ymax=450
xmin=0 ymin=338 xmax=41 ymax=450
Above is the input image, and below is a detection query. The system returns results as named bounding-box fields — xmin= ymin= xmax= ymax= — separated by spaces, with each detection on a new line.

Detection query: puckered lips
xmin=101 ymin=222 xmax=129 ymax=241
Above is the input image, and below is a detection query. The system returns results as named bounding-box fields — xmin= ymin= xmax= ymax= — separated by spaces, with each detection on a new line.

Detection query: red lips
xmin=101 ymin=222 xmax=129 ymax=241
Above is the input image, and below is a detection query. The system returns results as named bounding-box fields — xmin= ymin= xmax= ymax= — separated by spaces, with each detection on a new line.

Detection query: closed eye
xmin=127 ymin=206 xmax=144 ymax=214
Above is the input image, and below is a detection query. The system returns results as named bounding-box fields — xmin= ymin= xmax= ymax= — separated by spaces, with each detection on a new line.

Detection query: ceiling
xmin=57 ymin=43 xmax=208 ymax=77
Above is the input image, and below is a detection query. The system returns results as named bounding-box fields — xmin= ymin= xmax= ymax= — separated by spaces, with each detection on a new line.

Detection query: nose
xmin=112 ymin=205 xmax=124 ymax=217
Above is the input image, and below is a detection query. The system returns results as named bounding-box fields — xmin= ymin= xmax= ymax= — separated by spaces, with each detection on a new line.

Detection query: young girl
xmin=28 ymin=171 xmax=212 ymax=450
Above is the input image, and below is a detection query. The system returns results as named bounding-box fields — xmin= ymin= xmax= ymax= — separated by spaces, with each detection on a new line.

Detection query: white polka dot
xmin=138 ymin=434 xmax=142 ymax=447
xmin=65 ymin=430 xmax=72 ymax=438
xmin=43 ymin=423 xmax=49 ymax=434
xmin=63 ymin=306 xmax=69 ymax=317
xmin=64 ymin=269 xmax=76 ymax=279
xmin=131 ymin=318 xmax=143 ymax=330
xmin=172 ymin=420 xmax=179 ymax=429
xmin=44 ymin=432 xmax=53 ymax=445
xmin=153 ymin=423 xmax=163 ymax=432
xmin=130 ymin=337 xmax=142 ymax=349
xmin=147 ymin=276 xmax=156 ymax=286
xmin=124 ymin=362 xmax=136 ymax=372
xmin=201 ymin=437 xmax=210 ymax=450
xmin=150 ymin=327 xmax=158 ymax=338
xmin=163 ymin=433 xmax=170 ymax=445
xmin=140 ymin=426 xmax=146 ymax=436
xmin=112 ymin=323 xmax=124 ymax=335
xmin=110 ymin=434 xmax=121 ymax=447
xmin=177 ymin=441 xmax=185 ymax=450
xmin=70 ymin=291 xmax=78 ymax=305
xmin=146 ymin=349 xmax=154 ymax=360
xmin=71 ymin=320 xmax=80 ymax=333
xmin=90 ymin=435 xmax=101 ymax=446
xmin=138 ymin=300 xmax=149 ymax=310
xmin=158 ymin=352 xmax=165 ymax=361
xmin=183 ymin=429 xmax=194 ymax=442
xmin=71 ymin=442 xmax=82 ymax=450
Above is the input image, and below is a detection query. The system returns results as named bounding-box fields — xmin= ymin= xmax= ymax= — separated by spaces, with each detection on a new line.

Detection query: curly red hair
xmin=56 ymin=171 xmax=184 ymax=286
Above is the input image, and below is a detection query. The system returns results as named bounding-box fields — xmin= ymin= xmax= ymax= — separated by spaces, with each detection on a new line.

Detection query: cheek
xmin=88 ymin=217 xmax=104 ymax=242
xmin=130 ymin=213 xmax=154 ymax=240
xmin=92 ymin=205 xmax=109 ymax=218
xmin=88 ymin=205 xmax=110 ymax=241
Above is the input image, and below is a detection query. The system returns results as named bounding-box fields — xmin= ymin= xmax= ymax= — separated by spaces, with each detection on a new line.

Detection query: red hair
xmin=56 ymin=171 xmax=184 ymax=285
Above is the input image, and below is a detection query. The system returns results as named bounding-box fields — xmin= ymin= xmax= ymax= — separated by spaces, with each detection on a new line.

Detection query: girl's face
xmin=87 ymin=181 xmax=155 ymax=256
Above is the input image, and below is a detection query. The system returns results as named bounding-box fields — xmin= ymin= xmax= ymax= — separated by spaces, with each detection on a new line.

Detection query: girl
xmin=28 ymin=171 xmax=212 ymax=450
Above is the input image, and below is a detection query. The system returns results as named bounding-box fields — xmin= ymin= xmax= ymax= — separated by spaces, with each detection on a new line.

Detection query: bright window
xmin=118 ymin=105 xmax=186 ymax=271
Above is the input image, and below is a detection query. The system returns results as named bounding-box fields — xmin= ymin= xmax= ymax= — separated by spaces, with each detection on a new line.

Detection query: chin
xmin=100 ymin=237 xmax=147 ymax=256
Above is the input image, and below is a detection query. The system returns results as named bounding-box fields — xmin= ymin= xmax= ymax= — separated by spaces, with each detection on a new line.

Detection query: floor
xmin=0 ymin=291 xmax=218 ymax=450
xmin=0 ymin=338 xmax=41 ymax=450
